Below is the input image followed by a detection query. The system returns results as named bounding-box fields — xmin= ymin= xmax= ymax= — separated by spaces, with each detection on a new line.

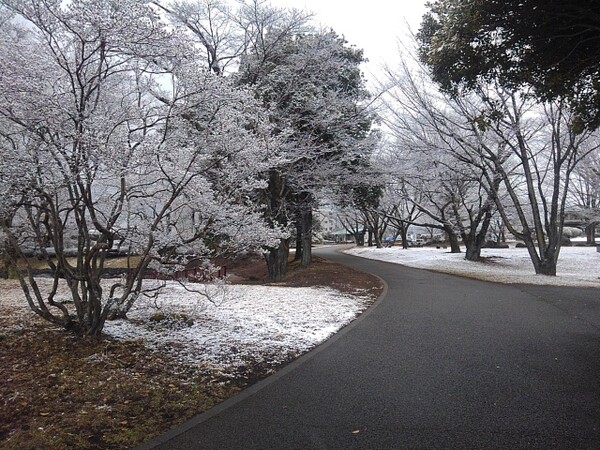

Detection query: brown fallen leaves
xmin=0 ymin=254 xmax=383 ymax=449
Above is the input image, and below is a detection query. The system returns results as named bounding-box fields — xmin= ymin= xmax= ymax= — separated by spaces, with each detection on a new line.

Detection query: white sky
xmin=274 ymin=0 xmax=428 ymax=84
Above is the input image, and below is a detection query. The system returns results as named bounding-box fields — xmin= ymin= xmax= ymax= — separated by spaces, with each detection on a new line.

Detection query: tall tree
xmin=418 ymin=0 xmax=600 ymax=129
xmin=381 ymin=50 xmax=600 ymax=273
xmin=154 ymin=0 xmax=312 ymax=76
xmin=380 ymin=57 xmax=500 ymax=259
xmin=0 ymin=0 xmax=280 ymax=336
xmin=238 ymin=29 xmax=375 ymax=280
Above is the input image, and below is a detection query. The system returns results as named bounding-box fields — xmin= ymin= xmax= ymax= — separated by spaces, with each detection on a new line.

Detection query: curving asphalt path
xmin=139 ymin=246 xmax=600 ymax=449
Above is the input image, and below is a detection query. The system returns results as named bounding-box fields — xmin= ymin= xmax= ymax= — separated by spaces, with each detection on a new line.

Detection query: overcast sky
xmin=274 ymin=0 xmax=428 ymax=84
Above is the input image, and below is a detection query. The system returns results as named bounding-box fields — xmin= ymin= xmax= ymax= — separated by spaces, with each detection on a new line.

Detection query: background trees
xmin=400 ymin=1 xmax=600 ymax=275
xmin=379 ymin=45 xmax=600 ymax=274
xmin=159 ymin=0 xmax=378 ymax=281
xmin=379 ymin=58 xmax=500 ymax=259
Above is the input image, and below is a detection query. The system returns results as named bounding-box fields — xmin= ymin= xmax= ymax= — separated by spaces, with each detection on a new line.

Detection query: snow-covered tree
xmin=238 ymin=29 xmax=376 ymax=279
xmin=155 ymin=0 xmax=312 ymax=76
xmin=381 ymin=50 xmax=600 ymax=274
xmin=0 ymin=0 xmax=281 ymax=336
xmin=380 ymin=57 xmax=501 ymax=259
xmin=567 ymin=142 xmax=600 ymax=243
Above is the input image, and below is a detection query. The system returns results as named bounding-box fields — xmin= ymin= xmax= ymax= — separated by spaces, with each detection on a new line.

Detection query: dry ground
xmin=0 ymin=252 xmax=382 ymax=450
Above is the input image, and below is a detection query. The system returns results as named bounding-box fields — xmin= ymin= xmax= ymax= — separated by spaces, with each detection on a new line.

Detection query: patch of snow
xmin=104 ymin=282 xmax=372 ymax=376
xmin=346 ymin=245 xmax=600 ymax=287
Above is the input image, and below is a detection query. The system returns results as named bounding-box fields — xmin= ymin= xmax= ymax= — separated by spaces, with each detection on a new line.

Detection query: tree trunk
xmin=294 ymin=220 xmax=302 ymax=261
xmin=537 ymin=244 xmax=559 ymax=276
xmin=299 ymin=193 xmax=312 ymax=268
xmin=586 ymin=223 xmax=596 ymax=244
xmin=444 ymin=225 xmax=461 ymax=253
xmin=463 ymin=207 xmax=493 ymax=261
xmin=373 ymin=222 xmax=384 ymax=249
xmin=538 ymin=258 xmax=557 ymax=276
xmin=264 ymin=169 xmax=289 ymax=281
xmin=449 ymin=233 xmax=461 ymax=253
xmin=354 ymin=230 xmax=365 ymax=246
xmin=1 ymin=253 xmax=18 ymax=279
xmin=265 ymin=238 xmax=289 ymax=282
xmin=464 ymin=242 xmax=482 ymax=261
xmin=1 ymin=224 xmax=18 ymax=279
xmin=521 ymin=238 xmax=559 ymax=276
xmin=400 ymin=224 xmax=409 ymax=249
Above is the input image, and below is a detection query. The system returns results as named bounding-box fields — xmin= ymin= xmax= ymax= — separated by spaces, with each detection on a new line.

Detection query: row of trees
xmin=341 ymin=0 xmax=600 ymax=278
xmin=4 ymin=0 xmax=598 ymax=336
xmin=0 ymin=0 xmax=376 ymax=336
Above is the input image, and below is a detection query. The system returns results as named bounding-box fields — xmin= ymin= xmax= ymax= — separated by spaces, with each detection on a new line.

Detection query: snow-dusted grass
xmin=104 ymin=281 xmax=372 ymax=376
xmin=346 ymin=245 xmax=600 ymax=287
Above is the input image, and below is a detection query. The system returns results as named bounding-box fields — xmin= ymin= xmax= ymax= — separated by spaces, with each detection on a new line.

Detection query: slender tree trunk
xmin=1 ymin=252 xmax=18 ymax=279
xmin=355 ymin=230 xmax=365 ymax=246
xmin=372 ymin=219 xmax=384 ymax=249
xmin=400 ymin=224 xmax=409 ymax=249
xmin=294 ymin=220 xmax=302 ymax=261
xmin=264 ymin=169 xmax=289 ymax=281
xmin=1 ymin=219 xmax=18 ymax=279
xmin=299 ymin=193 xmax=312 ymax=268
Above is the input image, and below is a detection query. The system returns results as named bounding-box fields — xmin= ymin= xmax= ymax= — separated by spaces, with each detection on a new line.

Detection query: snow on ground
xmin=346 ymin=245 xmax=600 ymax=287
xmin=103 ymin=281 xmax=372 ymax=376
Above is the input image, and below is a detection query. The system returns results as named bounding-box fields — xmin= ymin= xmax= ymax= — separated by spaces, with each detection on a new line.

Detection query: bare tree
xmin=381 ymin=46 xmax=600 ymax=274
xmin=476 ymin=91 xmax=600 ymax=274
xmin=154 ymin=0 xmax=313 ymax=76
xmin=567 ymin=143 xmax=600 ymax=243
xmin=379 ymin=58 xmax=501 ymax=258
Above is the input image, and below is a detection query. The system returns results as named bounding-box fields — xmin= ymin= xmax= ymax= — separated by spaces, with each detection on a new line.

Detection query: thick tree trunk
xmin=444 ymin=225 xmax=461 ymax=253
xmin=538 ymin=258 xmax=557 ymax=276
xmin=265 ymin=239 xmax=289 ymax=282
xmin=354 ymin=230 xmax=365 ymax=246
xmin=449 ymin=233 xmax=461 ymax=253
xmin=521 ymin=237 xmax=559 ymax=276
xmin=586 ymin=223 xmax=596 ymax=244
xmin=464 ymin=243 xmax=482 ymax=261
xmin=463 ymin=208 xmax=493 ymax=262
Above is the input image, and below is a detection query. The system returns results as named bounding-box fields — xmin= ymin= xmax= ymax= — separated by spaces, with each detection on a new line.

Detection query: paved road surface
xmin=139 ymin=247 xmax=600 ymax=449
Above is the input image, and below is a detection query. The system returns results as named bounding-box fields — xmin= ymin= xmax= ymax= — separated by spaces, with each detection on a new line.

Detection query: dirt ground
xmin=0 ymin=251 xmax=383 ymax=450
